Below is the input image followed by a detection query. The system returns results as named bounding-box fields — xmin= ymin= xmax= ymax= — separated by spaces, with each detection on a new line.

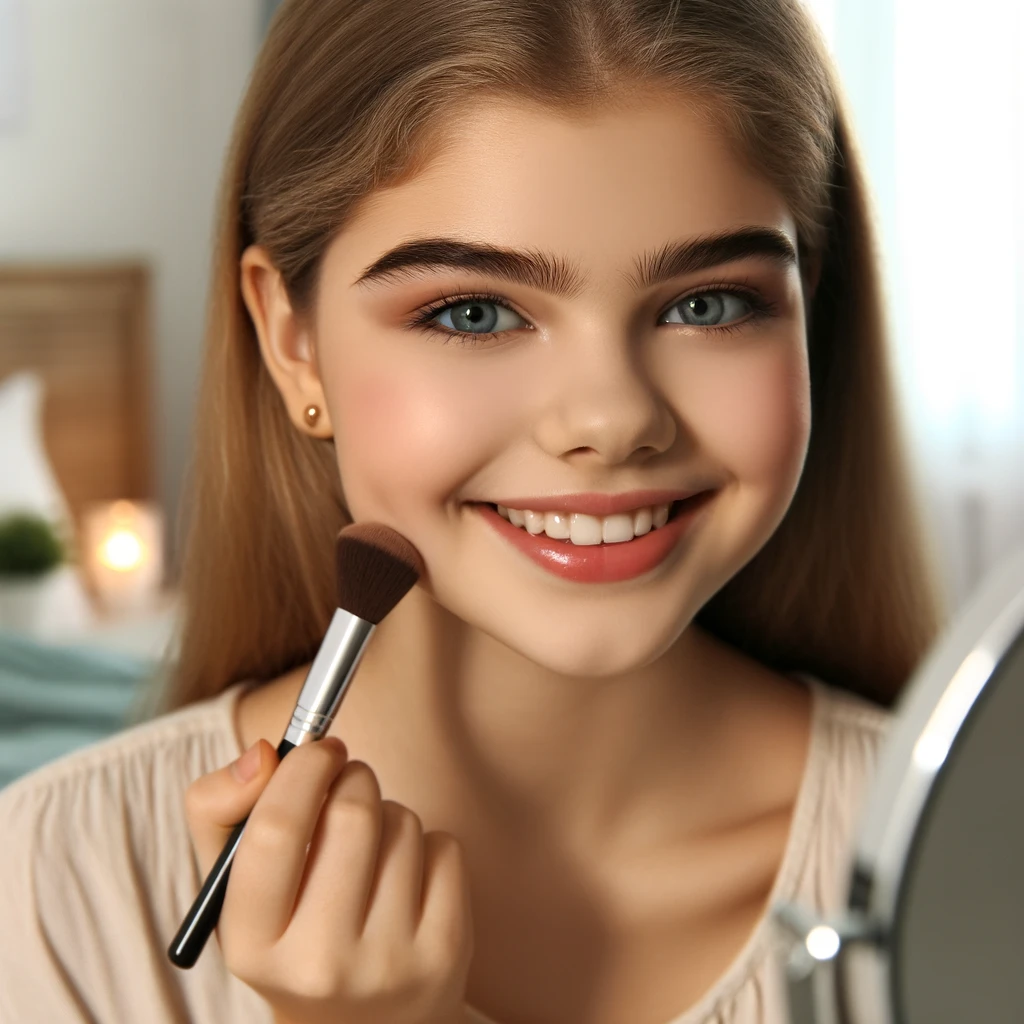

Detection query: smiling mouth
xmin=476 ymin=495 xmax=705 ymax=546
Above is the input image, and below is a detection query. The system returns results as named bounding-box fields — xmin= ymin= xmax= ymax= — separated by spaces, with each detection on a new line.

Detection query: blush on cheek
xmin=332 ymin=370 xmax=497 ymax=517
xmin=689 ymin=352 xmax=810 ymax=488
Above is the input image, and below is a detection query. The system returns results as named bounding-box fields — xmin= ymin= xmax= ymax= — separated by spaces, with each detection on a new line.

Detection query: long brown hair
xmin=153 ymin=0 xmax=948 ymax=717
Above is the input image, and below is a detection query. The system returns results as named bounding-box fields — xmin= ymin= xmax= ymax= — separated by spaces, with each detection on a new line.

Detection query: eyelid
xmin=404 ymin=290 xmax=529 ymax=331
xmin=655 ymin=276 xmax=765 ymax=317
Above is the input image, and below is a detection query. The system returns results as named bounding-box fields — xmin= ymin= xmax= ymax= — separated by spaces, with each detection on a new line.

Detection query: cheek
xmin=328 ymin=366 xmax=504 ymax=515
xmin=679 ymin=343 xmax=810 ymax=487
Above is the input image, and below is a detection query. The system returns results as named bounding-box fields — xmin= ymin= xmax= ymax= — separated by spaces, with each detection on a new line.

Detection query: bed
xmin=0 ymin=263 xmax=178 ymax=789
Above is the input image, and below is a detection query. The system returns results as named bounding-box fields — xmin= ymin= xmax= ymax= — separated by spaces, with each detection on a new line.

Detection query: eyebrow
xmin=353 ymin=227 xmax=798 ymax=297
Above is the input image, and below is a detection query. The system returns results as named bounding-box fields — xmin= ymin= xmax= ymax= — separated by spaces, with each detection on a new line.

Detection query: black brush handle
xmin=168 ymin=736 xmax=297 ymax=968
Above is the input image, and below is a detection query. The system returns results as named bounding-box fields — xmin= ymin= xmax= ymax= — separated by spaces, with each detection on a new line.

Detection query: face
xmin=307 ymin=95 xmax=811 ymax=677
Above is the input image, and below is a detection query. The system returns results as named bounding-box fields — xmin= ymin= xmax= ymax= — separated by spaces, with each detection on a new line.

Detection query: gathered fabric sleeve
xmin=0 ymin=776 xmax=101 ymax=1022
xmin=0 ymin=703 xmax=273 ymax=1024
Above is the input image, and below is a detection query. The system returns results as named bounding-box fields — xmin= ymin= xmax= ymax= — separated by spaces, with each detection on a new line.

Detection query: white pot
xmin=0 ymin=566 xmax=97 ymax=640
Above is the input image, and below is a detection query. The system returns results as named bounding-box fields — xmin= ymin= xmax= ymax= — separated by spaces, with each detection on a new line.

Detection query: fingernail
xmin=231 ymin=742 xmax=262 ymax=783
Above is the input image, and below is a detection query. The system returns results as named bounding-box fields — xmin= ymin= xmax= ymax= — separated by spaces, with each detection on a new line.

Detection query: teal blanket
xmin=0 ymin=628 xmax=165 ymax=790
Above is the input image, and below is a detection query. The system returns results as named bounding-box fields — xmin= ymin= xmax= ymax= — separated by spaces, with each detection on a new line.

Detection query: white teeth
xmin=569 ymin=513 xmax=603 ymax=546
xmin=602 ymin=513 xmax=635 ymax=544
xmin=544 ymin=511 xmax=571 ymax=539
xmin=494 ymin=501 xmax=679 ymax=544
xmin=524 ymin=510 xmax=546 ymax=534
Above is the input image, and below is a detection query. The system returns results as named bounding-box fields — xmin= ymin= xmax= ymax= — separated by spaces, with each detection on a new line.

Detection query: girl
xmin=0 ymin=0 xmax=948 ymax=1022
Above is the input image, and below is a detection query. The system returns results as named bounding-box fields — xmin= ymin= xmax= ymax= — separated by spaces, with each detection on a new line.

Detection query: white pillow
xmin=0 ymin=371 xmax=96 ymax=636
xmin=0 ymin=371 xmax=75 ymax=526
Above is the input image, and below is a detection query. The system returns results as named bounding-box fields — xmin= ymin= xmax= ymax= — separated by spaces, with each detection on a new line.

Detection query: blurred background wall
xmin=806 ymin=0 xmax=1024 ymax=616
xmin=0 ymin=0 xmax=262 ymax=568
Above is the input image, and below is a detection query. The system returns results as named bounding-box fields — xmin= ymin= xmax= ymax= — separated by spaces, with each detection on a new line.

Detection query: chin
xmin=473 ymin=601 xmax=697 ymax=679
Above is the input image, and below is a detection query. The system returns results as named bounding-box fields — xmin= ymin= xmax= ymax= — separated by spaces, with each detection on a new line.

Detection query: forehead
xmin=335 ymin=95 xmax=796 ymax=280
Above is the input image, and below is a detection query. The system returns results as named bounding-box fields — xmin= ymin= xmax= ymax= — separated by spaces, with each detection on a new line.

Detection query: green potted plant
xmin=0 ymin=511 xmax=72 ymax=634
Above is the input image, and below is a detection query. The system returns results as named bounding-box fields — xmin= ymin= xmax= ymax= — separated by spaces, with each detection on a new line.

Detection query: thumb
xmin=183 ymin=738 xmax=280 ymax=877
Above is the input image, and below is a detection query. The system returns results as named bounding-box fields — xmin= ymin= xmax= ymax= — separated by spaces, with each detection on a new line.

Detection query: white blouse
xmin=0 ymin=673 xmax=889 ymax=1024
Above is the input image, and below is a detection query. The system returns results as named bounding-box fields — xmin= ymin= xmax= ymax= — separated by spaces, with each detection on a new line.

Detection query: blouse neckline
xmin=216 ymin=672 xmax=829 ymax=1024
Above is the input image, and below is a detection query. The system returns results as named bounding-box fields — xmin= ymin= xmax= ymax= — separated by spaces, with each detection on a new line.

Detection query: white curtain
xmin=802 ymin=0 xmax=1024 ymax=610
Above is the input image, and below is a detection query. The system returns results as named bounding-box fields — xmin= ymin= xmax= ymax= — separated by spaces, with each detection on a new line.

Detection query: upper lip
xmin=482 ymin=488 xmax=714 ymax=517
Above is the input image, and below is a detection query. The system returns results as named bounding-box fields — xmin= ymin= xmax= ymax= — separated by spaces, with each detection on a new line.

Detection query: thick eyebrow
xmin=353 ymin=227 xmax=798 ymax=297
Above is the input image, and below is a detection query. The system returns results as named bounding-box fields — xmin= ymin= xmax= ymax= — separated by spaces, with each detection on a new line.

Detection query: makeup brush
xmin=168 ymin=522 xmax=424 ymax=969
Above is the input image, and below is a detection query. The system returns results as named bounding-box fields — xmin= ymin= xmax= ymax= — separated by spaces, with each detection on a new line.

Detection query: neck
xmin=321 ymin=588 xmax=735 ymax=854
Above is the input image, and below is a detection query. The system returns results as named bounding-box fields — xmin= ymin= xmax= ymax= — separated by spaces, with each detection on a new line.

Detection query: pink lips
xmin=475 ymin=492 xmax=715 ymax=583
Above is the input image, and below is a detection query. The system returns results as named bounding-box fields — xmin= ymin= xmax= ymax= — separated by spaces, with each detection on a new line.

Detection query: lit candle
xmin=83 ymin=501 xmax=164 ymax=613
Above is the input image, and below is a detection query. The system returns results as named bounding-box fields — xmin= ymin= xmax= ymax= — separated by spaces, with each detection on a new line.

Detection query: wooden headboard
xmin=0 ymin=263 xmax=154 ymax=532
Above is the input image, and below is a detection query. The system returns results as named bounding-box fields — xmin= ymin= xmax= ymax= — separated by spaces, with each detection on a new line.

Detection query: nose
xmin=531 ymin=329 xmax=678 ymax=467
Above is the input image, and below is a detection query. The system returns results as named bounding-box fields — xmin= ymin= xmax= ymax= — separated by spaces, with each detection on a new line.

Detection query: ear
xmin=239 ymin=244 xmax=333 ymax=438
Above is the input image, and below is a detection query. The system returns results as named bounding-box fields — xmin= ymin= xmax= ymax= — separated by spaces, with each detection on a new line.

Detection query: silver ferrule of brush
xmin=283 ymin=608 xmax=376 ymax=748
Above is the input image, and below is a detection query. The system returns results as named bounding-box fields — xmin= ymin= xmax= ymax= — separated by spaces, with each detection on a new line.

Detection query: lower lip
xmin=474 ymin=493 xmax=715 ymax=584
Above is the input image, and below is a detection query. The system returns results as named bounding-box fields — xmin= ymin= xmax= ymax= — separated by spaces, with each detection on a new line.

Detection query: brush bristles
xmin=335 ymin=523 xmax=425 ymax=624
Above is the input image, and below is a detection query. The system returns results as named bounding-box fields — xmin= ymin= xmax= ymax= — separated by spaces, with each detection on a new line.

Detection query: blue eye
xmin=431 ymin=297 xmax=527 ymax=336
xmin=661 ymin=291 xmax=752 ymax=327
xmin=406 ymin=284 xmax=777 ymax=345
xmin=405 ymin=292 xmax=527 ymax=345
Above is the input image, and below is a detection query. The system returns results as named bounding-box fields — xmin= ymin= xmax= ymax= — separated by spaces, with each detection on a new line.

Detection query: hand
xmin=183 ymin=736 xmax=475 ymax=1024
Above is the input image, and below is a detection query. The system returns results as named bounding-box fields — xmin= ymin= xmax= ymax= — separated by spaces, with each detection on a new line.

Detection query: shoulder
xmin=812 ymin=678 xmax=892 ymax=792
xmin=0 ymin=676 xmax=249 ymax=881
xmin=0 ymin=680 xmax=268 ymax=1024
xmin=785 ymin=674 xmax=892 ymax=914
xmin=0 ymin=675 xmax=245 ymax=825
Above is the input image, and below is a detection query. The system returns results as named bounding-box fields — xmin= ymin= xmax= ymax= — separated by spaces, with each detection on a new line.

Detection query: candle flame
xmin=98 ymin=529 xmax=145 ymax=573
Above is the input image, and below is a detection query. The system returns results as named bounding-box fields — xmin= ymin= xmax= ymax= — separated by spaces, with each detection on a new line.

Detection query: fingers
xmin=183 ymin=738 xmax=280 ymax=877
xmin=285 ymin=766 xmax=472 ymax=981
xmin=285 ymin=761 xmax=389 ymax=942
xmin=226 ymin=737 xmax=353 ymax=947
xmin=418 ymin=832 xmax=475 ymax=973
xmin=356 ymin=800 xmax=425 ymax=939
xmin=186 ymin=730 xmax=476 ymax=1014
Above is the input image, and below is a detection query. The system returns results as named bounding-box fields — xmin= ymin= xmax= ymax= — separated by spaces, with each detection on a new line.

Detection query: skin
xmin=238 ymin=94 xmax=818 ymax=1023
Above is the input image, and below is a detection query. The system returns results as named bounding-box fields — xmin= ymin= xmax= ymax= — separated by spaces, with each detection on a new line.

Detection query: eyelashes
xmin=402 ymin=278 xmax=781 ymax=347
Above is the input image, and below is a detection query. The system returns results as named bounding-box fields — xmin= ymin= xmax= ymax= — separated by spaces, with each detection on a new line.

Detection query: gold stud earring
xmin=303 ymin=404 xmax=321 ymax=428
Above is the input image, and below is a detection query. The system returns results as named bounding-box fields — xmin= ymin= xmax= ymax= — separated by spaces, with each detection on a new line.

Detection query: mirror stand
xmin=773 ymin=900 xmax=885 ymax=1024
